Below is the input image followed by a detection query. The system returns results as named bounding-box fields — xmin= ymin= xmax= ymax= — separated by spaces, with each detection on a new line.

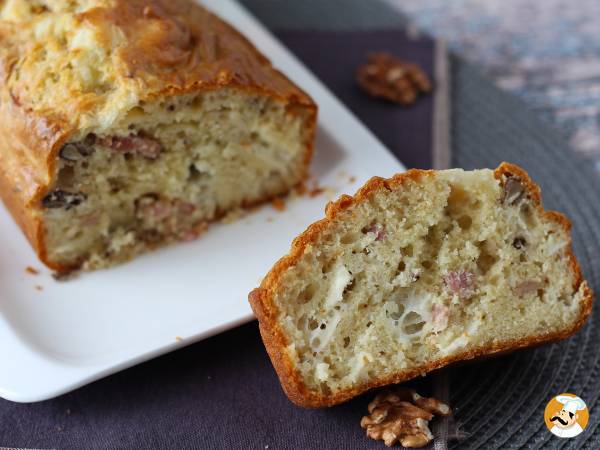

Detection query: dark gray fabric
xmin=276 ymin=30 xmax=435 ymax=169
xmin=239 ymin=0 xmax=406 ymax=30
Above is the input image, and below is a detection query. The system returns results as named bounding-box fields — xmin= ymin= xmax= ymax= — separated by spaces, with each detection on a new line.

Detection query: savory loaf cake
xmin=0 ymin=0 xmax=316 ymax=272
xmin=249 ymin=163 xmax=593 ymax=408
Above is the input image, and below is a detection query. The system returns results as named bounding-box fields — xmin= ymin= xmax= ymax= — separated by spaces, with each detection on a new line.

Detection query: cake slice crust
xmin=249 ymin=163 xmax=593 ymax=408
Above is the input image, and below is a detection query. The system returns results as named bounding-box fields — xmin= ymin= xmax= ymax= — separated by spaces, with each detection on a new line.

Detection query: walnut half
xmin=356 ymin=53 xmax=432 ymax=106
xmin=360 ymin=387 xmax=452 ymax=448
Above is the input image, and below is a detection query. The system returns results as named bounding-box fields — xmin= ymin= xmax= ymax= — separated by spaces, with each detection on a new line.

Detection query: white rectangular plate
xmin=0 ymin=0 xmax=405 ymax=402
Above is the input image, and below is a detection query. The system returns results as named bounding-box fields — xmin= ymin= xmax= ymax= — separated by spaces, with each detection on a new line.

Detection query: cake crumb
xmin=175 ymin=336 xmax=183 ymax=342
xmin=272 ymin=197 xmax=286 ymax=211
xmin=294 ymin=182 xmax=307 ymax=196
xmin=304 ymin=179 xmax=326 ymax=198
xmin=349 ymin=176 xmax=357 ymax=183
xmin=26 ymin=266 xmax=39 ymax=275
xmin=180 ymin=223 xmax=208 ymax=242
xmin=35 ymin=285 xmax=43 ymax=291
xmin=266 ymin=216 xmax=274 ymax=223
xmin=309 ymin=186 xmax=325 ymax=197
xmin=222 ymin=208 xmax=247 ymax=224
xmin=53 ymin=271 xmax=79 ymax=281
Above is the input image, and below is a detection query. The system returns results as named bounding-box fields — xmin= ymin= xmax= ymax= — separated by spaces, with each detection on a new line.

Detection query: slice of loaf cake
xmin=0 ymin=0 xmax=316 ymax=272
xmin=249 ymin=163 xmax=593 ymax=407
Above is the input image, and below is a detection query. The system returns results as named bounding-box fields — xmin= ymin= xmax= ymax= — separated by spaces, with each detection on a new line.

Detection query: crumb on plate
xmin=26 ymin=266 xmax=39 ymax=275
xmin=272 ymin=197 xmax=286 ymax=211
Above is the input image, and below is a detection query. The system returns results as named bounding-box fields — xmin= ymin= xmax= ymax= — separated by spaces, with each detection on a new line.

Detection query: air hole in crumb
xmin=343 ymin=278 xmax=356 ymax=296
xmin=320 ymin=323 xmax=326 ymax=330
xmin=58 ymin=165 xmax=75 ymax=187
xmin=520 ymin=203 xmax=536 ymax=227
xmin=343 ymin=337 xmax=350 ymax=348
xmin=422 ymin=260 xmax=433 ymax=269
xmin=188 ymin=164 xmax=201 ymax=181
xmin=340 ymin=231 xmax=361 ymax=244
xmin=446 ymin=185 xmax=469 ymax=213
xmin=402 ymin=244 xmax=413 ymax=257
xmin=296 ymin=315 xmax=307 ymax=330
xmin=320 ymin=383 xmax=332 ymax=395
xmin=388 ymin=305 xmax=404 ymax=320
xmin=397 ymin=261 xmax=406 ymax=272
xmin=396 ymin=304 xmax=406 ymax=318
xmin=402 ymin=311 xmax=425 ymax=334
xmin=299 ymin=283 xmax=317 ymax=304
xmin=108 ymin=177 xmax=125 ymax=193
xmin=458 ymin=215 xmax=472 ymax=230
xmin=308 ymin=319 xmax=319 ymax=330
xmin=537 ymin=289 xmax=545 ymax=301
xmin=191 ymin=96 xmax=203 ymax=108
xmin=321 ymin=260 xmax=334 ymax=274
xmin=519 ymin=253 xmax=527 ymax=263
xmin=476 ymin=240 xmax=498 ymax=274
xmin=366 ymin=321 xmax=373 ymax=328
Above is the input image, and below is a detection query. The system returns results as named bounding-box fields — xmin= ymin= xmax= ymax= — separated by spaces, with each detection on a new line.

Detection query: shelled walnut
xmin=356 ymin=53 xmax=432 ymax=105
xmin=360 ymin=387 xmax=452 ymax=448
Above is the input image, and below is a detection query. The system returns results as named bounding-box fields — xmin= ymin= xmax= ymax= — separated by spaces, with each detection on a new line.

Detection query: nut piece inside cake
xmin=264 ymin=167 xmax=590 ymax=402
xmin=42 ymin=89 xmax=313 ymax=270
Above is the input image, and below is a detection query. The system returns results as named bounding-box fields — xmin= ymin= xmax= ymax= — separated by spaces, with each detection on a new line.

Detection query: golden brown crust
xmin=0 ymin=0 xmax=317 ymax=272
xmin=248 ymin=162 xmax=594 ymax=408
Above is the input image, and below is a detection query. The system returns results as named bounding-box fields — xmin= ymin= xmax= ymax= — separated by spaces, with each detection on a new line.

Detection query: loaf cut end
xmin=41 ymin=87 xmax=315 ymax=271
xmin=250 ymin=164 xmax=592 ymax=407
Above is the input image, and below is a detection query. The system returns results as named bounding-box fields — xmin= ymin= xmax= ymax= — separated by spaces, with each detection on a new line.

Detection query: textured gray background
xmin=241 ymin=0 xmax=600 ymax=448
xmin=388 ymin=0 xmax=600 ymax=174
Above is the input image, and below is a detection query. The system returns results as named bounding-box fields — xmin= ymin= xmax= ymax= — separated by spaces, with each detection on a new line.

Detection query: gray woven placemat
xmin=241 ymin=1 xmax=600 ymax=448
xmin=448 ymin=59 xmax=600 ymax=450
